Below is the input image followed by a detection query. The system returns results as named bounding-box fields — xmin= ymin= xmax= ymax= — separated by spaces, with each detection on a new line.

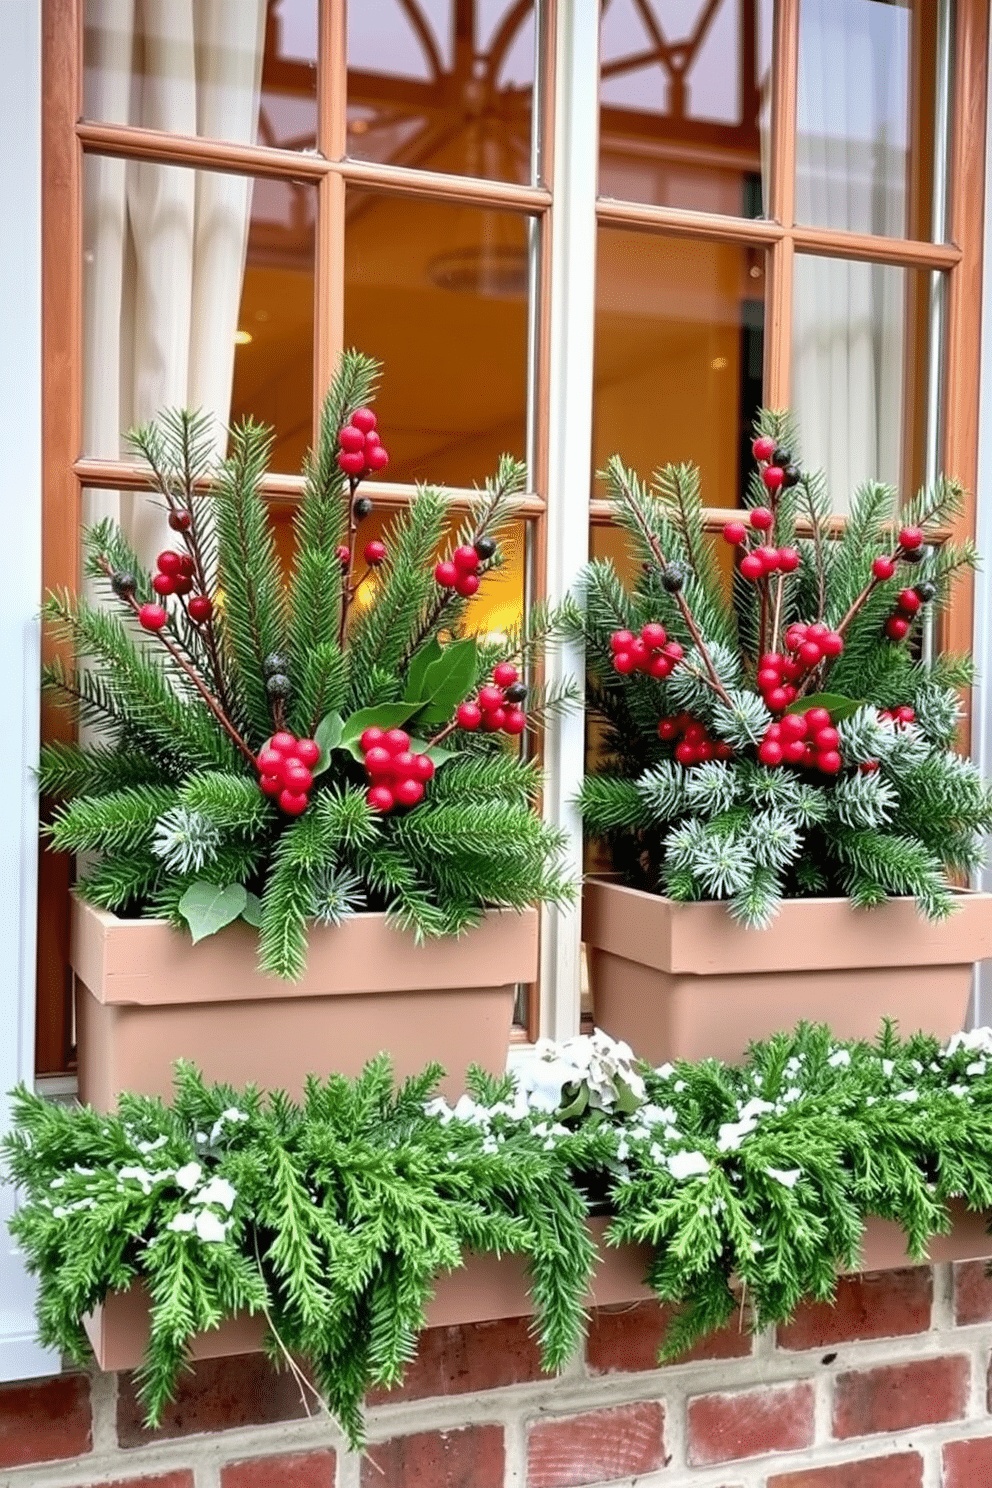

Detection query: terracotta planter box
xmin=583 ymin=878 xmax=992 ymax=1066
xmin=82 ymin=1206 xmax=992 ymax=1373
xmin=72 ymin=896 xmax=538 ymax=1109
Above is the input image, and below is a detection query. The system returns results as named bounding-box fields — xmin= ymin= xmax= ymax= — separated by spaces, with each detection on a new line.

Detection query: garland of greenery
xmin=7 ymin=1022 xmax=992 ymax=1446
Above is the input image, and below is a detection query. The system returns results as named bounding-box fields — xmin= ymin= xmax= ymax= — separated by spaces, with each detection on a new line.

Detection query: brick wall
xmin=3 ymin=1261 xmax=992 ymax=1487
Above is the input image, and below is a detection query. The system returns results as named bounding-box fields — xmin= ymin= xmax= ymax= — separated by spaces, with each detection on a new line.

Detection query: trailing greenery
xmin=41 ymin=351 xmax=576 ymax=977
xmin=572 ymin=419 xmax=992 ymax=925
xmin=8 ymin=1022 xmax=992 ymax=1444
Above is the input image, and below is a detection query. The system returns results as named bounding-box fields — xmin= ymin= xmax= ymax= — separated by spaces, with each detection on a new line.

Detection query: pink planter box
xmin=72 ymin=897 xmax=538 ymax=1107
xmin=583 ymin=879 xmax=992 ymax=1066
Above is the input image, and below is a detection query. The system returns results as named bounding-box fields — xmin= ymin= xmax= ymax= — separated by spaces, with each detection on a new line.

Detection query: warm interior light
xmin=234 ymin=329 xmax=253 ymax=346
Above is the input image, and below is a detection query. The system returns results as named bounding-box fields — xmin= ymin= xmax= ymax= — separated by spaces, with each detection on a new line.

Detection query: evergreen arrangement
xmin=573 ymin=418 xmax=992 ymax=925
xmin=7 ymin=1022 xmax=992 ymax=1445
xmin=40 ymin=350 xmax=574 ymax=977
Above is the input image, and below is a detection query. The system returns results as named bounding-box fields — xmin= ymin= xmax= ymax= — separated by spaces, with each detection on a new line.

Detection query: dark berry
xmin=505 ymin=681 xmax=527 ymax=703
xmin=474 ymin=535 xmax=497 ymax=560
xmin=111 ymin=570 xmax=137 ymax=599
xmin=771 ymin=446 xmax=792 ymax=468
xmin=168 ymin=510 xmax=192 ymax=531
xmin=661 ymin=563 xmax=686 ymax=592
xmin=263 ymin=652 xmax=290 ymax=677
xmin=902 ymin=546 xmax=924 ymax=565
xmin=781 ymin=464 xmax=802 ymax=488
xmin=265 ymin=672 xmax=291 ymax=698
xmin=914 ymin=581 xmax=937 ymax=603
xmin=353 ymin=496 xmax=373 ymax=519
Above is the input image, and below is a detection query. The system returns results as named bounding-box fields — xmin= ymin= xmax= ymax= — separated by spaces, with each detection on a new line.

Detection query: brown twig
xmin=337 ymin=474 xmax=362 ymax=650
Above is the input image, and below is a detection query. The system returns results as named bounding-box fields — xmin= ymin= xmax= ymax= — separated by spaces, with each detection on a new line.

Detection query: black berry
xmin=474 ymin=535 xmax=497 ymax=560
xmin=263 ymin=652 xmax=290 ymax=677
xmin=353 ymin=496 xmax=373 ymax=519
xmin=265 ymin=672 xmax=291 ymax=698
xmin=781 ymin=464 xmax=802 ymax=488
xmin=661 ymin=563 xmax=686 ymax=592
xmin=505 ymin=681 xmax=527 ymax=703
xmin=771 ymin=446 xmax=792 ymax=468
xmin=913 ymin=581 xmax=937 ymax=602
xmin=902 ymin=546 xmax=925 ymax=565
xmin=111 ymin=571 xmax=137 ymax=600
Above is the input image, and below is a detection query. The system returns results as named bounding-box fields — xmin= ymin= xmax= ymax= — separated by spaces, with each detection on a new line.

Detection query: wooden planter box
xmin=72 ymin=897 xmax=538 ymax=1108
xmin=83 ymin=1207 xmax=992 ymax=1373
xmin=583 ymin=879 xmax=992 ymax=1066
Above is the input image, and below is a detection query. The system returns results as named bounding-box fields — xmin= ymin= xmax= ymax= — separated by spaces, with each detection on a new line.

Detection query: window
xmin=37 ymin=0 xmax=990 ymax=1071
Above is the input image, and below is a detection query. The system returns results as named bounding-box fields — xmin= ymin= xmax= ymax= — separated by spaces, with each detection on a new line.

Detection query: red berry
xmin=259 ymin=773 xmax=282 ymax=797
xmin=173 ymin=574 xmax=193 ymax=596
xmin=722 ymin=521 xmax=748 ymax=545
xmin=657 ymin=719 xmax=679 ymax=741
xmin=610 ymin=630 xmax=635 ymax=652
xmin=664 ymin=641 xmax=684 ymax=661
xmin=363 ymin=749 xmax=393 ymax=779
xmin=752 ymin=435 xmax=776 ymax=462
xmin=683 ymin=723 xmax=706 ymax=745
xmin=360 ymin=726 xmax=386 ymax=752
xmin=257 ymin=747 xmax=285 ymax=776
xmin=766 ymin=687 xmax=790 ymax=711
xmin=339 ymin=425 xmax=365 ymax=452
xmin=860 ymin=759 xmax=880 ymax=774
xmin=648 ymin=654 xmax=672 ymax=679
xmin=295 ymin=739 xmax=321 ymax=768
xmin=188 ymin=595 xmax=213 ymax=623
xmin=757 ymin=668 xmax=781 ymax=691
xmin=750 ymin=507 xmax=774 ymax=530
xmin=781 ymin=685 xmax=797 ymax=704
xmin=820 ymin=631 xmax=844 ymax=657
xmin=367 ymin=785 xmax=394 ymax=812
xmin=156 ymin=551 xmax=182 ymax=576
xmin=410 ymin=753 xmax=435 ymax=781
xmin=714 ymin=742 xmax=734 ymax=760
xmin=177 ymin=554 xmax=195 ymax=577
xmin=383 ymin=729 xmax=410 ymax=754
xmin=351 ymin=408 xmax=377 ymax=434
xmin=283 ymin=763 xmax=314 ymax=793
xmin=152 ymin=572 xmax=175 ymax=596
xmin=482 ymin=706 xmax=507 ymax=731
xmin=364 ymin=540 xmax=386 ymax=565
xmin=270 ymin=732 xmax=296 ymax=754
xmin=695 ymin=741 xmax=714 ymax=762
xmin=814 ymin=726 xmax=840 ymax=750
xmin=740 ymin=554 xmax=764 ymax=581
xmin=502 ymin=708 xmax=526 ymax=735
xmin=612 ymin=652 xmax=635 ymax=674
xmin=338 ymin=450 xmax=366 ymax=476
xmin=640 ymin=623 xmax=667 ymax=650
xmin=279 ymin=789 xmax=309 ymax=815
xmin=434 ymin=560 xmax=459 ymax=587
xmin=783 ymin=738 xmax=807 ymax=764
xmin=781 ymin=660 xmax=802 ymax=682
xmin=798 ymin=640 xmax=822 ymax=667
xmin=780 ymin=713 xmax=808 ymax=740
xmin=758 ymin=739 xmax=783 ymax=766
xmin=885 ymin=616 xmax=910 ymax=641
xmin=784 ymin=624 xmax=807 ymax=650
xmin=896 ymin=705 xmax=916 ymax=724
xmin=391 ymin=752 xmax=416 ymax=778
xmin=898 ymin=526 xmax=924 ymax=551
xmin=777 ymin=547 xmax=800 ymax=572
xmin=805 ymin=708 xmax=832 ymax=732
xmin=674 ymin=741 xmax=697 ymax=766
xmin=872 ymin=556 xmax=896 ymax=581
xmin=493 ymin=661 xmax=519 ymax=687
xmin=456 ymin=702 xmax=482 ymax=730
xmin=394 ymin=777 xmax=424 ymax=807
xmin=453 ymin=545 xmax=480 ymax=572
xmin=761 ymin=652 xmax=784 ymax=670
xmin=456 ymin=573 xmax=480 ymax=598
xmin=897 ymin=588 xmax=922 ymax=614
xmin=754 ymin=545 xmax=779 ymax=572
xmin=478 ymin=684 xmax=505 ymax=711
xmin=817 ymin=750 xmax=843 ymax=774
xmin=364 ymin=432 xmax=380 ymax=449
xmin=168 ymin=510 xmax=192 ymax=531
xmin=337 ymin=544 xmax=350 ymax=566
xmin=807 ymin=622 xmax=829 ymax=639
xmin=365 ymin=445 xmax=389 ymax=471
xmin=138 ymin=603 xmax=167 ymax=631
xmin=761 ymin=465 xmax=785 ymax=492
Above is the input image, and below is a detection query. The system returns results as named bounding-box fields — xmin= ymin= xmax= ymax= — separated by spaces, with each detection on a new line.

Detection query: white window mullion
xmin=0 ymin=0 xmax=58 ymax=1381
xmin=537 ymin=1 xmax=601 ymax=1045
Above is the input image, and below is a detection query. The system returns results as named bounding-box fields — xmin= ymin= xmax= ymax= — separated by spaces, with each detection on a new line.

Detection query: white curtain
xmin=764 ymin=0 xmax=910 ymax=506
xmin=83 ymin=0 xmax=266 ymax=563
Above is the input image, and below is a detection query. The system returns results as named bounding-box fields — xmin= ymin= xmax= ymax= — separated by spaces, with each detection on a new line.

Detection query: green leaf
xmin=416 ymin=639 xmax=479 ymax=725
xmin=556 ymin=1083 xmax=589 ymax=1121
xmin=339 ymin=702 xmax=422 ymax=760
xmin=614 ymin=1076 xmax=643 ymax=1116
xmin=178 ymin=882 xmax=248 ymax=944
xmin=312 ymin=711 xmax=344 ymax=777
xmin=404 ymin=637 xmax=443 ymax=702
xmin=785 ymin=692 xmax=864 ymax=722
xmin=409 ymin=739 xmax=456 ymax=767
xmin=241 ymin=891 xmax=263 ymax=929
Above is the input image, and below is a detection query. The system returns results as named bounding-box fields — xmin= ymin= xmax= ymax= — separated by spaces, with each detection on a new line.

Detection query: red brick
xmin=221 ymin=1449 xmax=336 ymax=1488
xmin=117 ymin=1353 xmax=307 ymax=1446
xmin=69 ymin=1477 xmax=194 ymax=1488
xmin=527 ymin=1401 xmax=666 ymax=1487
xmin=942 ymin=1436 xmax=992 ymax=1485
xmin=687 ymin=1382 xmax=814 ymax=1466
xmin=362 ymin=1424 xmax=503 ymax=1488
xmin=777 ymin=1268 xmax=932 ymax=1351
xmin=0 ymin=1371 xmax=91 ymax=1468
xmin=833 ymin=1356 xmax=969 ymax=1439
xmin=954 ymin=1260 xmax=992 ymax=1326
xmin=587 ymin=1298 xmax=751 ymax=1374
xmin=768 ymin=1454 xmax=923 ymax=1488
xmin=368 ymin=1316 xmax=545 ymax=1404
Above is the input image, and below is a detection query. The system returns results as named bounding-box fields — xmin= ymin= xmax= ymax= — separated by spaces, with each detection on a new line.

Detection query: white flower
xmin=767 ymin=1167 xmax=801 ymax=1188
xmin=666 ymin=1150 xmax=710 ymax=1181
xmin=191 ymin=1177 xmax=237 ymax=1212
xmin=194 ymin=1210 xmax=230 ymax=1243
xmin=828 ymin=1049 xmax=851 ymax=1068
xmin=167 ymin=1212 xmax=197 ymax=1233
xmin=174 ymin=1161 xmax=203 ymax=1192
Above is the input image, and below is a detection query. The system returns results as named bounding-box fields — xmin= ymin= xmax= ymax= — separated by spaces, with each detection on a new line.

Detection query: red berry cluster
xmin=257 ymin=732 xmax=321 ymax=815
xmin=879 ymin=704 xmax=916 ymax=727
xmin=360 ymin=727 xmax=434 ymax=812
xmin=434 ymin=538 xmax=495 ymax=599
xmin=750 ymin=435 xmax=802 ymax=495
xmin=658 ymin=712 xmax=733 ymax=765
xmin=884 ymin=586 xmax=922 ymax=642
xmin=608 ymin=625 xmax=685 ymax=679
xmin=722 ymin=509 xmax=799 ymax=583
xmin=754 ymin=650 xmax=800 ymax=712
xmin=140 ymin=549 xmax=212 ymax=631
xmin=758 ymin=707 xmax=842 ymax=773
xmin=456 ymin=662 xmax=527 ymax=735
xmin=872 ymin=527 xmax=926 ymax=585
xmin=337 ymin=408 xmax=389 ymax=477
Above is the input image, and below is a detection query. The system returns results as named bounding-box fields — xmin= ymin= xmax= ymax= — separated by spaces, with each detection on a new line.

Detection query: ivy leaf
xmin=416 ymin=639 xmax=479 ymax=725
xmin=404 ymin=637 xmax=443 ymax=702
xmin=614 ymin=1077 xmax=643 ymax=1116
xmin=312 ymin=711 xmax=344 ymax=776
xmin=241 ymin=892 xmax=263 ymax=929
xmin=785 ymin=692 xmax=863 ymax=722
xmin=339 ymin=702 xmax=422 ymax=760
xmin=556 ymin=1082 xmax=590 ymax=1121
xmin=178 ymin=882 xmax=248 ymax=944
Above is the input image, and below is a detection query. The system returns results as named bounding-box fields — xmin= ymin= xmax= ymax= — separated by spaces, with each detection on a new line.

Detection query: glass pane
xmin=83 ymin=0 xmax=318 ymax=151
xmin=346 ymin=1 xmax=535 ymax=184
xmin=344 ymin=191 xmax=530 ymax=487
xmin=796 ymin=0 xmax=951 ymax=241
xmin=594 ymin=228 xmax=766 ymax=504
xmin=791 ymin=257 xmax=942 ymax=511
xmin=83 ymin=157 xmax=315 ymax=471
xmin=599 ymin=0 xmax=774 ymax=216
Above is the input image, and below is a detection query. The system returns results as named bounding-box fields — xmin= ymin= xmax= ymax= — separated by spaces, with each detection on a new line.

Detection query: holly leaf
xmin=405 ymin=637 xmax=443 ymax=703
xmin=241 ymin=892 xmax=263 ymax=929
xmin=416 ymin=638 xmax=479 ymax=725
xmin=178 ymin=882 xmax=248 ymax=944
xmin=785 ymin=692 xmax=863 ymax=722
xmin=339 ymin=702 xmax=423 ymax=760
xmin=312 ymin=711 xmax=343 ymax=776
xmin=409 ymin=739 xmax=456 ymax=767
